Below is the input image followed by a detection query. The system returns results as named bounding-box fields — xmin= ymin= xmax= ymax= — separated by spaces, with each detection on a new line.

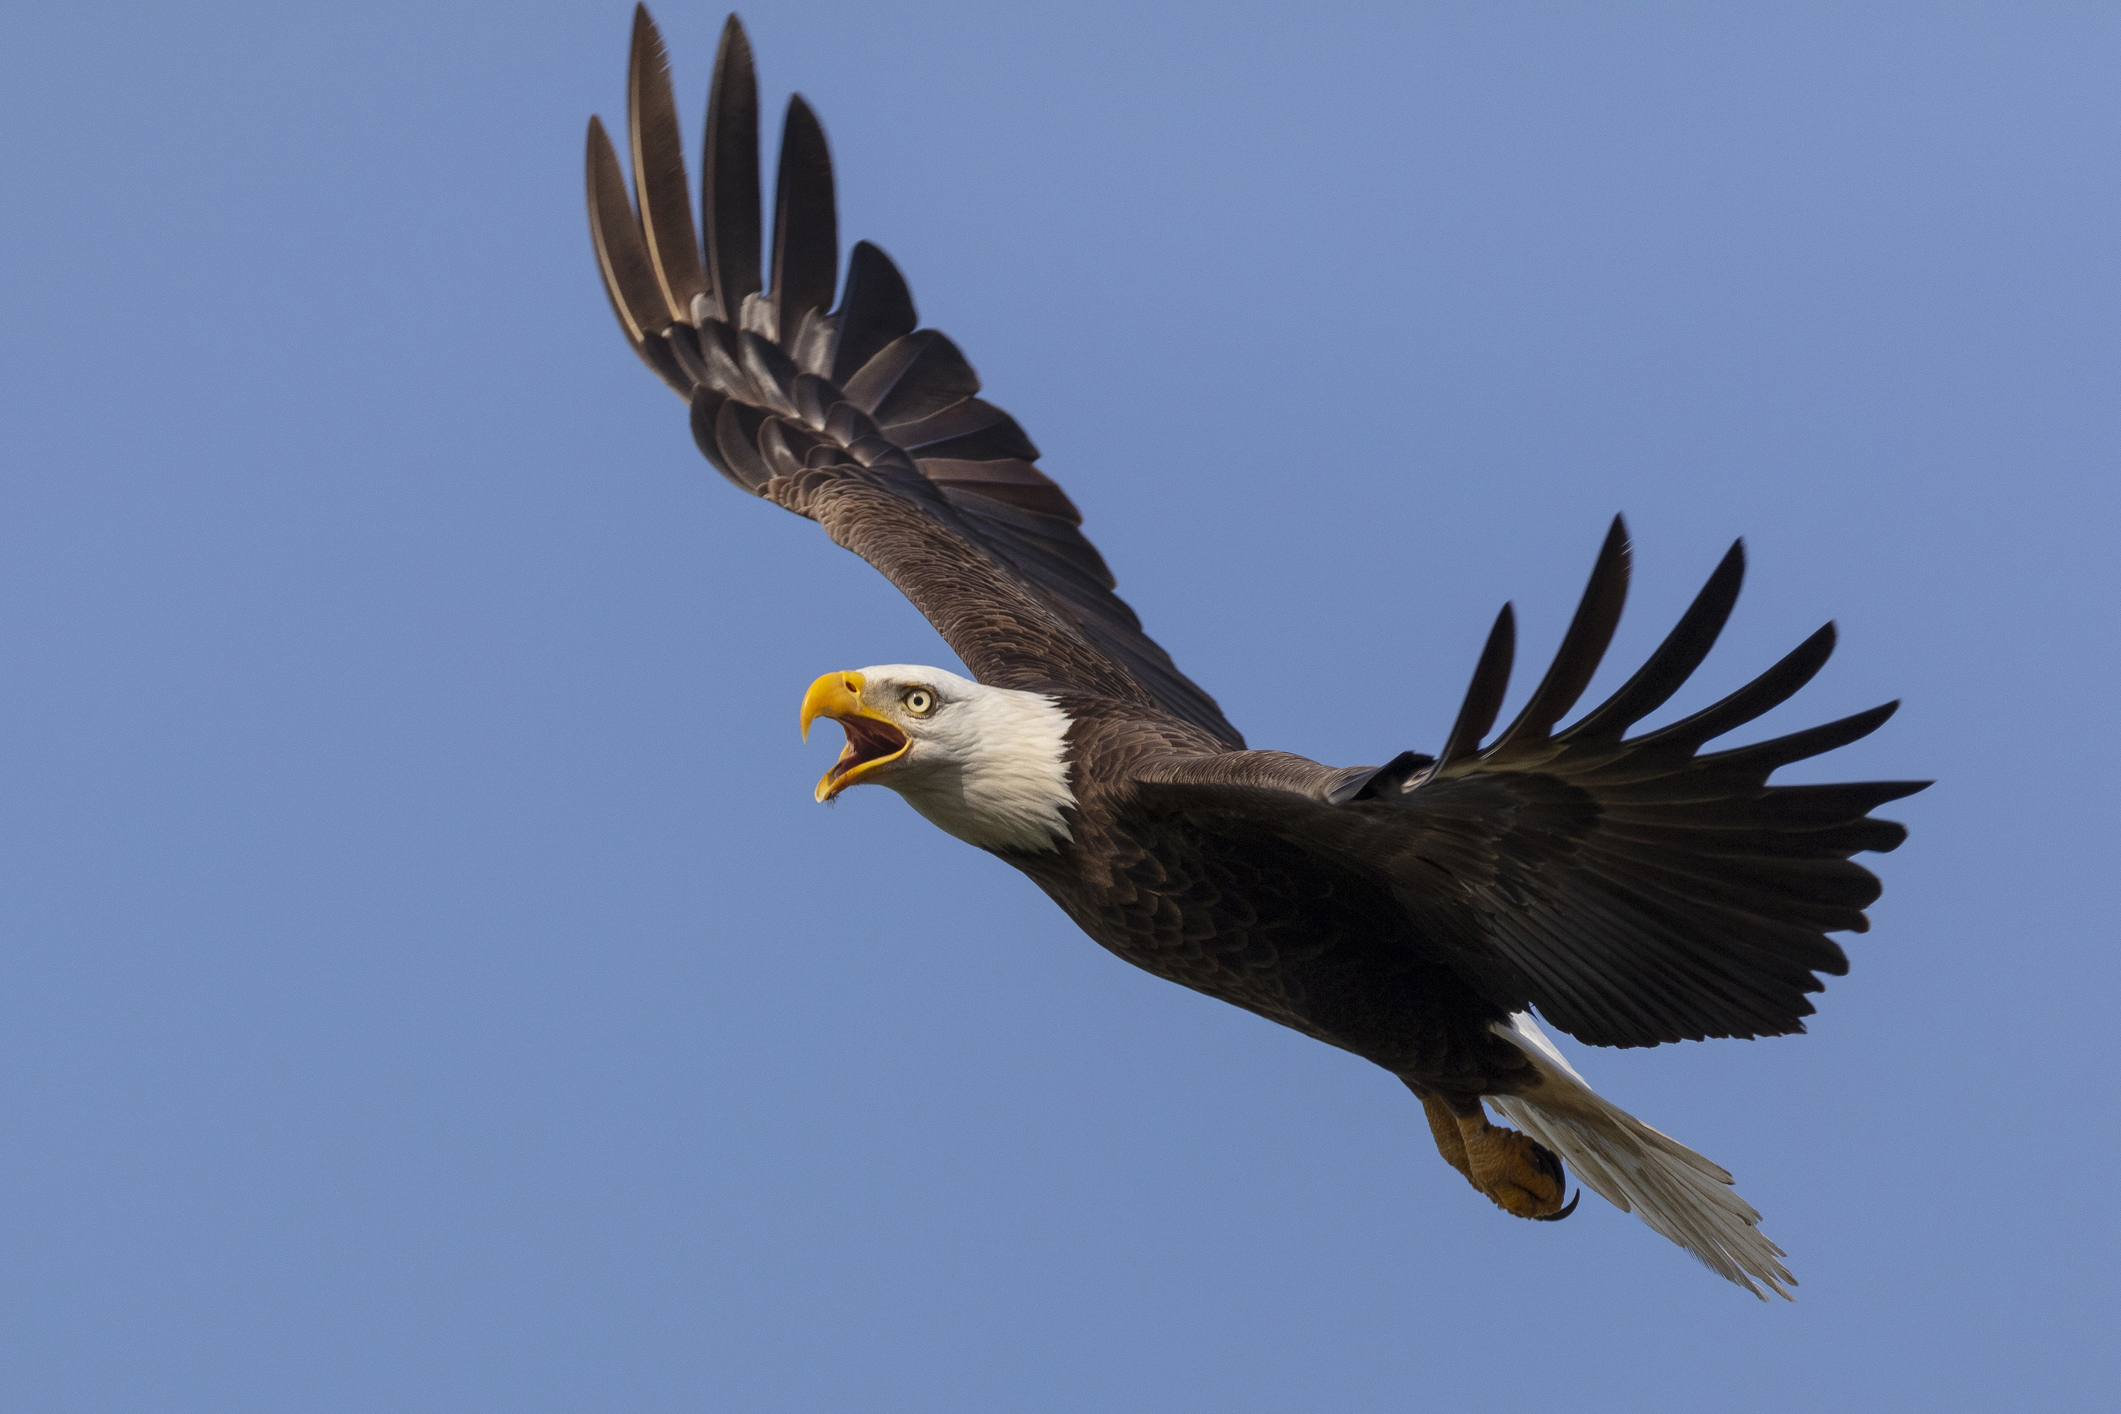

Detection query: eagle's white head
xmin=798 ymin=665 xmax=1076 ymax=853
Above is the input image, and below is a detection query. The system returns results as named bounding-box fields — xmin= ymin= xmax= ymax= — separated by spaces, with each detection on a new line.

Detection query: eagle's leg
xmin=1413 ymin=1087 xmax=1569 ymax=1220
xmin=1416 ymin=1087 xmax=1476 ymax=1180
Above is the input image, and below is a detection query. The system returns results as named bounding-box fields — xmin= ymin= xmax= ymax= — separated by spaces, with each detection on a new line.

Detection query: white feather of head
xmin=838 ymin=665 xmax=1077 ymax=853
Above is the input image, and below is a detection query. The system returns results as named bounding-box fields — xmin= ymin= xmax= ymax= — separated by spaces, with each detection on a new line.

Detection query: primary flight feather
xmin=586 ymin=7 xmax=1926 ymax=1300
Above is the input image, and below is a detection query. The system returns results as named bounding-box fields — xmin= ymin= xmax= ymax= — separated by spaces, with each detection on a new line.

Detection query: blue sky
xmin=2 ymin=2 xmax=2115 ymax=1409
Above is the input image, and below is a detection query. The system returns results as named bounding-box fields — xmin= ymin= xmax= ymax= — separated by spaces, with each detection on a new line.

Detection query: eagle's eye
xmin=902 ymin=687 xmax=937 ymax=716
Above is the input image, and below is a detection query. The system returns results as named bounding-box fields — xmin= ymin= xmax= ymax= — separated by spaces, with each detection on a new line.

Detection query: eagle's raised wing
xmin=587 ymin=9 xmax=1242 ymax=747
xmin=1137 ymin=518 xmax=1928 ymax=1049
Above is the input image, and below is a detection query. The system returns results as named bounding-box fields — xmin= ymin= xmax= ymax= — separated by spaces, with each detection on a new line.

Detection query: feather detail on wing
xmin=586 ymin=8 xmax=1241 ymax=746
xmin=1350 ymin=516 xmax=1928 ymax=1046
xmin=1134 ymin=518 xmax=1927 ymax=1049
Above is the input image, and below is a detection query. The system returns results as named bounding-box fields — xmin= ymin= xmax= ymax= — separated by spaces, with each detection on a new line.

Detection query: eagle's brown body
xmin=586 ymin=8 xmax=1925 ymax=1299
xmin=1012 ymin=707 xmax=1534 ymax=1097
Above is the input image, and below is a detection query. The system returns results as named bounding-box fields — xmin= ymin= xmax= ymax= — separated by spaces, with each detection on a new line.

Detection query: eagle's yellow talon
xmin=1422 ymin=1097 xmax=1570 ymax=1220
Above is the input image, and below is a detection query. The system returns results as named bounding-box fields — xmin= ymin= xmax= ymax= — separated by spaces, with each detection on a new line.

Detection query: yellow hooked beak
xmin=799 ymin=670 xmax=911 ymax=802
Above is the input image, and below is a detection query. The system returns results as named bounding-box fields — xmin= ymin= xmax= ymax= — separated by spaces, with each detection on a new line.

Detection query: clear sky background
xmin=3 ymin=1 xmax=2116 ymax=1409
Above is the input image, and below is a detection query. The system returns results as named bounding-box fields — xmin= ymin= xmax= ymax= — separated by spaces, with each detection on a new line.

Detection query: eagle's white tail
xmin=1486 ymin=1013 xmax=1796 ymax=1301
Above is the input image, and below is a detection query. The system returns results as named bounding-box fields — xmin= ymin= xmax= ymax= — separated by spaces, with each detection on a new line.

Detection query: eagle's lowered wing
xmin=587 ymin=8 xmax=1242 ymax=747
xmin=1136 ymin=518 xmax=1928 ymax=1050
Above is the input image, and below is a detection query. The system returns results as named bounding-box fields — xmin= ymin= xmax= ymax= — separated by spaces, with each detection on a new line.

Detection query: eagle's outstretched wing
xmin=1137 ymin=518 xmax=1928 ymax=1049
xmin=587 ymin=8 xmax=1242 ymax=747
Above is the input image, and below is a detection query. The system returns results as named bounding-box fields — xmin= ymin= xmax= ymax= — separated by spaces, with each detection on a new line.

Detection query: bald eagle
xmin=586 ymin=8 xmax=1924 ymax=1300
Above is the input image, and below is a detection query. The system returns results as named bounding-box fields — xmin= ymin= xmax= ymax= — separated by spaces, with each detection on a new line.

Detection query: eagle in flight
xmin=586 ymin=7 xmax=1924 ymax=1300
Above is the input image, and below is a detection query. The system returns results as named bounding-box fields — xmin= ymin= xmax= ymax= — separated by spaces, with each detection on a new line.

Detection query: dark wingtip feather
xmin=1438 ymin=604 xmax=1516 ymax=771
xmin=1694 ymin=700 xmax=1901 ymax=782
xmin=829 ymin=241 xmax=919 ymax=386
xmin=1560 ymin=537 xmax=1747 ymax=745
xmin=627 ymin=4 xmax=707 ymax=322
xmin=771 ymin=94 xmax=839 ymax=341
xmin=588 ymin=115 xmax=686 ymax=391
xmin=1494 ymin=515 xmax=1632 ymax=750
xmin=1635 ymin=621 xmax=1838 ymax=755
xmin=701 ymin=13 xmax=762 ymax=324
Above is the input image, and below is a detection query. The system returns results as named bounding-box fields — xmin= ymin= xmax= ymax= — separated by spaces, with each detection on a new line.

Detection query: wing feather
xmin=586 ymin=12 xmax=1240 ymax=744
xmin=829 ymin=241 xmax=919 ymax=385
xmin=1558 ymin=538 xmax=1745 ymax=745
xmin=1435 ymin=606 xmax=1515 ymax=771
xmin=1389 ymin=527 xmax=1925 ymax=1044
xmin=1136 ymin=524 xmax=1925 ymax=1049
xmin=585 ymin=116 xmax=683 ymax=387
xmin=700 ymin=13 xmax=761 ymax=324
xmin=626 ymin=8 xmax=706 ymax=324
xmin=1492 ymin=515 xmax=1630 ymax=750
xmin=770 ymin=95 xmax=838 ymax=345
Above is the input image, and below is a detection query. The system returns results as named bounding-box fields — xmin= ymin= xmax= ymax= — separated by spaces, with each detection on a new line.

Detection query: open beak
xmin=799 ymin=670 xmax=910 ymax=802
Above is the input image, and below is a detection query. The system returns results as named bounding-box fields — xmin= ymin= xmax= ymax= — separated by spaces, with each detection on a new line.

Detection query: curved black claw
xmin=1531 ymin=1189 xmax=1582 ymax=1222
xmin=1528 ymin=1136 xmax=1567 ymax=1186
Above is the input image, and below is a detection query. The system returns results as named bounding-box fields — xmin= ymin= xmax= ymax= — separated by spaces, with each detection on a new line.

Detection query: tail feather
xmin=1487 ymin=1013 xmax=1796 ymax=1301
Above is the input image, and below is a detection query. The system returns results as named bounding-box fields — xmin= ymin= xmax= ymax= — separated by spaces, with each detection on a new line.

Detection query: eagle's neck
xmin=892 ymin=684 xmax=1076 ymax=853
